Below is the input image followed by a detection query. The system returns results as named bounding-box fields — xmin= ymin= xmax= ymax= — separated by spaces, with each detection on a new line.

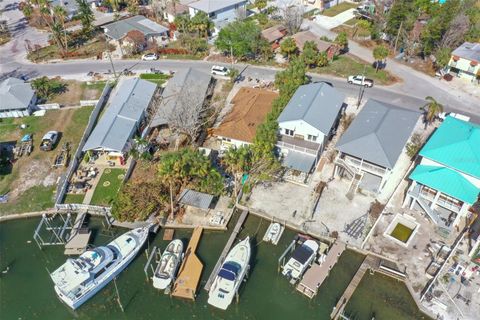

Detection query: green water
xmin=0 ymin=213 xmax=427 ymax=320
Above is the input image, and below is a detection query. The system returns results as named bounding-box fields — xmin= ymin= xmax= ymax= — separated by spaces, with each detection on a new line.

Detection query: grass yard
xmin=332 ymin=24 xmax=371 ymax=38
xmin=313 ymin=55 xmax=398 ymax=85
xmin=0 ymin=106 xmax=93 ymax=210
xmin=63 ymin=193 xmax=85 ymax=204
xmin=89 ymin=168 xmax=126 ymax=206
xmin=48 ymin=80 xmax=105 ymax=106
xmin=0 ymin=186 xmax=55 ymax=215
xmin=321 ymin=2 xmax=357 ymax=17
xmin=390 ymin=223 xmax=414 ymax=243
xmin=27 ymin=38 xmax=111 ymax=62
xmin=139 ymin=73 xmax=172 ymax=86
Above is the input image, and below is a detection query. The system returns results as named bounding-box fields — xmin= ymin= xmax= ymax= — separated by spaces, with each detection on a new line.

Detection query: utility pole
xmin=229 ymin=41 xmax=234 ymax=69
xmin=104 ymin=37 xmax=118 ymax=79
xmin=393 ymin=20 xmax=403 ymax=55
xmin=357 ymin=64 xmax=367 ymax=108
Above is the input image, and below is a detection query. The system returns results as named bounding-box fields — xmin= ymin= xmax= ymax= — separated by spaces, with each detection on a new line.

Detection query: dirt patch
xmin=48 ymin=80 xmax=103 ymax=107
xmin=10 ymin=158 xmax=53 ymax=198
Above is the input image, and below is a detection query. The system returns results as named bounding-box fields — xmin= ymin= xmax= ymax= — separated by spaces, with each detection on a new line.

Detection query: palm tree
xmin=53 ymin=5 xmax=68 ymax=52
xmin=421 ymin=96 xmax=444 ymax=128
xmin=222 ymin=146 xmax=252 ymax=200
xmin=75 ymin=0 xmax=94 ymax=37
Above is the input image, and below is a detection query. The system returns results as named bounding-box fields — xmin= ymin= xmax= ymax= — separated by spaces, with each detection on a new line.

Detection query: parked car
xmin=347 ymin=75 xmax=374 ymax=87
xmin=142 ymin=53 xmax=158 ymax=61
xmin=40 ymin=131 xmax=59 ymax=151
xmin=211 ymin=65 xmax=230 ymax=76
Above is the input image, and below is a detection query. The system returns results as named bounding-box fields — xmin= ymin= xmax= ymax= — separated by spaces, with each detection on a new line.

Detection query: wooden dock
xmin=296 ymin=241 xmax=346 ymax=299
xmin=330 ymin=255 xmax=380 ymax=320
xmin=64 ymin=212 xmax=91 ymax=255
xmin=204 ymin=209 xmax=249 ymax=292
xmin=171 ymin=227 xmax=204 ymax=300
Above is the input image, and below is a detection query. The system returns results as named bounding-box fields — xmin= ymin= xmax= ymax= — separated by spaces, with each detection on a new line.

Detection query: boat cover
xmin=292 ymin=245 xmax=314 ymax=264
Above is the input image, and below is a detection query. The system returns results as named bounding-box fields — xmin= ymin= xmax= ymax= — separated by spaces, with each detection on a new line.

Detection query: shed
xmin=178 ymin=189 xmax=214 ymax=210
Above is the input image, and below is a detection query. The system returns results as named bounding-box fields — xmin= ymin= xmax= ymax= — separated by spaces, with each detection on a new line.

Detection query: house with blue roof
xmin=276 ymin=82 xmax=345 ymax=180
xmin=403 ymin=117 xmax=480 ymax=233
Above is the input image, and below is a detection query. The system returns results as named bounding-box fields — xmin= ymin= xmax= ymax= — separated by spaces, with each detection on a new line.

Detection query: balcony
xmin=277 ymin=135 xmax=320 ymax=156
xmin=343 ymin=155 xmax=387 ymax=177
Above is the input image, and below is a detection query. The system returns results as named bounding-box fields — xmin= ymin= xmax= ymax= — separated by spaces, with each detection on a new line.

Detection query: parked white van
xmin=211 ymin=65 xmax=229 ymax=76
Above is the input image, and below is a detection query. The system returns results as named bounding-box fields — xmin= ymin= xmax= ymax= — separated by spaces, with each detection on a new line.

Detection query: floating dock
xmin=262 ymin=220 xmax=285 ymax=245
xmin=296 ymin=241 xmax=346 ymax=299
xmin=330 ymin=254 xmax=380 ymax=320
xmin=171 ymin=227 xmax=204 ymax=300
xmin=204 ymin=209 xmax=249 ymax=292
xmin=64 ymin=212 xmax=91 ymax=255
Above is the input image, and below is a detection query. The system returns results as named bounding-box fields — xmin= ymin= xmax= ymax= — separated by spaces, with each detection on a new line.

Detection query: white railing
xmin=344 ymin=156 xmax=386 ymax=176
xmin=55 ymin=203 xmax=111 ymax=213
xmin=276 ymin=141 xmax=318 ymax=155
xmin=36 ymin=103 xmax=61 ymax=110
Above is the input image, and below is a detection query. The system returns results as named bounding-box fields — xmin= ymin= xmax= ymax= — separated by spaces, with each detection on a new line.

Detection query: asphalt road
xmin=2 ymin=58 xmax=478 ymax=123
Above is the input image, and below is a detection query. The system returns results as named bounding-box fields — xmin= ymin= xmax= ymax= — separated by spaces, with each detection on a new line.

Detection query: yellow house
xmin=447 ymin=42 xmax=480 ymax=82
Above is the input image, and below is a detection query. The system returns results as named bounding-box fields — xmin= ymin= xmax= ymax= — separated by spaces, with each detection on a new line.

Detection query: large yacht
xmin=208 ymin=237 xmax=251 ymax=310
xmin=153 ymin=239 xmax=184 ymax=290
xmin=282 ymin=239 xmax=318 ymax=281
xmin=51 ymin=227 xmax=150 ymax=310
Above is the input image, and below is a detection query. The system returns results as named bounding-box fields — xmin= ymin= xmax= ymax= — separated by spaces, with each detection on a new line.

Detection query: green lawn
xmin=0 ymin=186 xmax=55 ymax=215
xmin=322 ymin=2 xmax=358 ymax=17
xmin=89 ymin=168 xmax=126 ymax=206
xmin=63 ymin=193 xmax=85 ymax=204
xmin=313 ymin=55 xmax=397 ymax=85
xmin=83 ymin=81 xmax=107 ymax=92
xmin=390 ymin=223 xmax=414 ymax=243
xmin=139 ymin=73 xmax=172 ymax=86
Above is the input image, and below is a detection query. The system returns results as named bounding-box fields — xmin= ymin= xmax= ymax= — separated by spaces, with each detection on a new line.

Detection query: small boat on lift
xmin=153 ymin=239 xmax=184 ymax=290
xmin=282 ymin=239 xmax=318 ymax=282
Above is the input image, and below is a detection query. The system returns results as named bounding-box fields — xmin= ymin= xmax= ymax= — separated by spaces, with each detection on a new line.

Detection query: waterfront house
xmin=83 ymin=78 xmax=157 ymax=161
xmin=335 ymin=99 xmax=420 ymax=196
xmin=150 ymin=68 xmax=213 ymax=139
xmin=183 ymin=0 xmax=248 ymax=33
xmin=446 ymin=42 xmax=480 ymax=83
xmin=214 ymin=87 xmax=278 ymax=150
xmin=0 ymin=78 xmax=37 ymax=118
xmin=103 ymin=16 xmax=169 ymax=56
xmin=277 ymin=82 xmax=345 ymax=180
xmin=291 ymin=31 xmax=338 ymax=60
xmin=403 ymin=117 xmax=480 ymax=234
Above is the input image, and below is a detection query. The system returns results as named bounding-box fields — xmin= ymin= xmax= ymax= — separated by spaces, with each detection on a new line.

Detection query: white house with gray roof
xmin=83 ymin=78 xmax=157 ymax=156
xmin=334 ymin=99 xmax=420 ymax=196
xmin=276 ymin=82 xmax=345 ymax=176
xmin=0 ymin=78 xmax=37 ymax=118
xmin=183 ymin=0 xmax=248 ymax=33
xmin=446 ymin=42 xmax=480 ymax=82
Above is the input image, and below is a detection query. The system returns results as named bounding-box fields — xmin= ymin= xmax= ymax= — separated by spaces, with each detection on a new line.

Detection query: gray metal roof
xmin=103 ymin=15 xmax=168 ymax=40
xmin=277 ymin=82 xmax=345 ymax=135
xmin=282 ymin=151 xmax=316 ymax=173
xmin=83 ymin=78 xmax=156 ymax=153
xmin=183 ymin=0 xmax=246 ymax=13
xmin=178 ymin=188 xmax=214 ymax=209
xmin=0 ymin=78 xmax=35 ymax=111
xmin=336 ymin=99 xmax=420 ymax=169
xmin=452 ymin=42 xmax=480 ymax=62
xmin=150 ymin=68 xmax=211 ymax=128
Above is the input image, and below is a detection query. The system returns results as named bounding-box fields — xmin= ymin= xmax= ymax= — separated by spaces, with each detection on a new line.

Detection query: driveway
xmin=0 ymin=0 xmax=49 ymax=67
xmin=314 ymin=8 xmax=356 ymax=29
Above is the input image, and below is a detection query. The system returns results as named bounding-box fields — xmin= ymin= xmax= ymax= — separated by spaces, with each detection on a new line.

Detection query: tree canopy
xmin=215 ymin=20 xmax=270 ymax=60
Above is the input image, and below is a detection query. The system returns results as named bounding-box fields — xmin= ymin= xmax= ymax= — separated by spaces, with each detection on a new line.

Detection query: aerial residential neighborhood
xmin=0 ymin=0 xmax=479 ymax=319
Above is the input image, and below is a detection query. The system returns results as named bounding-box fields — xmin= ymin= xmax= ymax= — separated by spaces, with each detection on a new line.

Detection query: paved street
xmin=0 ymin=1 xmax=478 ymax=122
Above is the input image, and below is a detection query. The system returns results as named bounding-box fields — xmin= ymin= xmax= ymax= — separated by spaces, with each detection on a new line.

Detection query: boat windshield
xmin=218 ymin=262 xmax=241 ymax=281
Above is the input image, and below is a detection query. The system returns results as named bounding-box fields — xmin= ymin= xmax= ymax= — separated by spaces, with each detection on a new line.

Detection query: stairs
xmin=346 ymin=173 xmax=362 ymax=200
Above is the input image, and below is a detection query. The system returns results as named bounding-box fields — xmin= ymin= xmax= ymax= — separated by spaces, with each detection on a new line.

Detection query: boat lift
xmin=33 ymin=213 xmax=74 ymax=249
xmin=278 ymin=239 xmax=297 ymax=274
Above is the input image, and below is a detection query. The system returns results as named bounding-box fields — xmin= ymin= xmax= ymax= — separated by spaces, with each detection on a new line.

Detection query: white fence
xmin=80 ymin=100 xmax=99 ymax=107
xmin=36 ymin=103 xmax=61 ymax=110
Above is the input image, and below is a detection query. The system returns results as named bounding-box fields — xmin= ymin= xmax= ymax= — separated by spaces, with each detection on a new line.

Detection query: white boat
xmin=51 ymin=227 xmax=149 ymax=310
xmin=153 ymin=239 xmax=184 ymax=290
xmin=282 ymin=239 xmax=318 ymax=281
xmin=208 ymin=237 xmax=251 ymax=310
xmin=265 ymin=222 xmax=281 ymax=243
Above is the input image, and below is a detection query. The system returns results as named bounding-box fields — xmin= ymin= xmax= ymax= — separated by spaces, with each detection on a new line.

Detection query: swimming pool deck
xmin=171 ymin=227 xmax=204 ymax=301
xmin=296 ymin=241 xmax=346 ymax=299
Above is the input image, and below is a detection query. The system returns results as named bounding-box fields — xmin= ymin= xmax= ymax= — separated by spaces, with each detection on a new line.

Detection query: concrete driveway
xmin=314 ymin=8 xmax=356 ymax=29
xmin=0 ymin=0 xmax=49 ymax=66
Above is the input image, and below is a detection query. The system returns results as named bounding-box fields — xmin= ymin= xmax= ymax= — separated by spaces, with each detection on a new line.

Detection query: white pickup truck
xmin=347 ymin=75 xmax=374 ymax=87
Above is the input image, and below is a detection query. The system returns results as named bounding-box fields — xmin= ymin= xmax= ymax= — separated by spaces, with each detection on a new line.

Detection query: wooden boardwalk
xmin=64 ymin=212 xmax=91 ymax=255
xmin=204 ymin=209 xmax=249 ymax=292
xmin=330 ymin=255 xmax=379 ymax=320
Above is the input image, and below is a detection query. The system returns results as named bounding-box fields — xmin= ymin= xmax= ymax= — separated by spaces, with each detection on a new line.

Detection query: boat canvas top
xmin=218 ymin=261 xmax=241 ymax=281
xmin=292 ymin=244 xmax=315 ymax=264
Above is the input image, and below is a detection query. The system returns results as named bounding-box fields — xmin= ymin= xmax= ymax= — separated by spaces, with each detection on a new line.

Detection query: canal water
xmin=0 ymin=212 xmax=430 ymax=320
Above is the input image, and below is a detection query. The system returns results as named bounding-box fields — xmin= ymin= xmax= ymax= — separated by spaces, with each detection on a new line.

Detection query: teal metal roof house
xmin=403 ymin=117 xmax=480 ymax=233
